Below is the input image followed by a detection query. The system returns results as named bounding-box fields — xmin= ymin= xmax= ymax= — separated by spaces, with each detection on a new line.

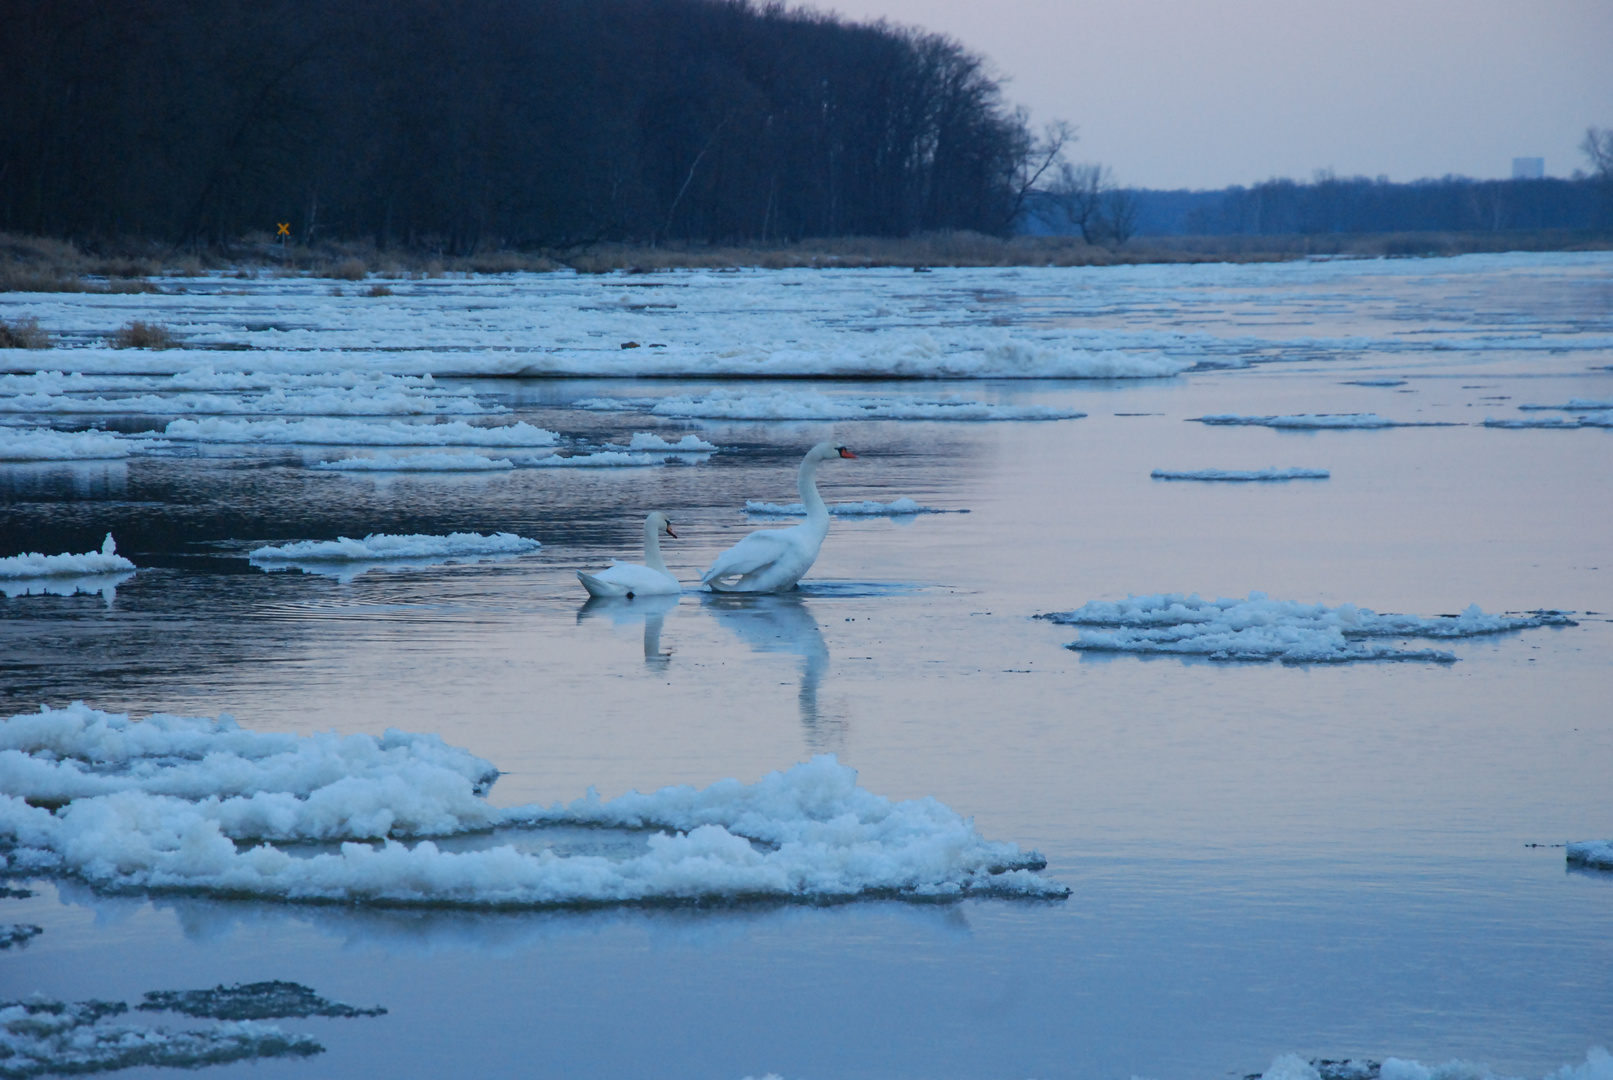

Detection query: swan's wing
xmin=701 ymin=529 xmax=798 ymax=583
xmin=578 ymin=570 xmax=627 ymax=598
xmin=590 ymin=562 xmax=681 ymax=594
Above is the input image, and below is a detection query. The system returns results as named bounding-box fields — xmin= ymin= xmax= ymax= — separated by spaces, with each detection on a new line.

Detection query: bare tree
xmin=1583 ymin=127 xmax=1613 ymax=180
xmin=1004 ymin=118 xmax=1074 ymax=228
xmin=1098 ymin=187 xmax=1139 ymax=248
xmin=1046 ymin=162 xmax=1113 ymax=243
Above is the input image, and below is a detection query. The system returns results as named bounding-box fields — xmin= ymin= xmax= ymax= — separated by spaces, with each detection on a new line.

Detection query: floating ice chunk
xmin=1567 ymin=840 xmax=1613 ymax=869
xmin=1254 ymin=1049 xmax=1613 ymax=1080
xmin=0 ymin=704 xmax=1066 ymax=906
xmin=1343 ymin=379 xmax=1408 ymax=386
xmin=249 ymin=532 xmax=540 ymax=566
xmin=976 ymin=340 xmax=1191 ymax=379
xmin=628 ymin=389 xmax=1085 ymax=422
xmin=626 ymin=432 xmax=719 ymax=452
xmin=1039 ymin=593 xmax=1574 ymax=664
xmin=311 ymin=452 xmax=514 ymax=471
xmin=0 ymin=386 xmax=494 ymax=417
xmin=1262 ymin=1055 xmax=1323 ymax=1080
xmin=744 ymin=498 xmax=953 ymax=516
xmin=156 ymin=417 xmax=559 ymax=446
xmin=0 ymin=428 xmax=134 ymax=460
xmin=1150 ymin=468 xmax=1330 ymax=481
xmin=1194 ymin=414 xmax=1455 ymax=429
xmin=525 ymin=451 xmax=660 ymax=467
xmin=0 ymin=533 xmax=135 ymax=578
xmin=0 ymin=997 xmax=322 ymax=1075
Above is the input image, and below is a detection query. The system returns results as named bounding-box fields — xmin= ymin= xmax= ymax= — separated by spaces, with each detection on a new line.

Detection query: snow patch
xmin=1566 ymin=840 xmax=1613 ymax=869
xmin=1150 ymin=468 xmax=1330 ymax=481
xmin=0 ymin=704 xmax=1066 ymax=907
xmin=0 ymin=534 xmax=134 ymax=578
xmin=1039 ymin=592 xmax=1574 ymax=664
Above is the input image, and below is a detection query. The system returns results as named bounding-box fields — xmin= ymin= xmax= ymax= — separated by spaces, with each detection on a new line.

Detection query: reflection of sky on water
xmin=702 ymin=593 xmax=841 ymax=751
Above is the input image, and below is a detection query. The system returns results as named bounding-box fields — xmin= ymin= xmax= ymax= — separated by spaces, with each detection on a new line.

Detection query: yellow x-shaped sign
xmin=276 ymin=223 xmax=290 ymax=236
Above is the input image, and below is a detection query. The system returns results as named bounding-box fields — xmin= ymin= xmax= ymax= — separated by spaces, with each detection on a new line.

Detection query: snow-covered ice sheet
xmin=1150 ymin=468 xmax=1330 ymax=481
xmin=311 ymin=452 xmax=514 ymax=471
xmin=578 ymin=388 xmax=1085 ymax=421
xmin=0 ymin=704 xmax=1066 ymax=906
xmin=744 ymin=498 xmax=955 ymax=516
xmin=0 ymin=534 xmax=133 ymax=578
xmin=1194 ymin=414 xmax=1457 ymax=429
xmin=1566 ymin=841 xmax=1613 ymax=869
xmin=248 ymin=532 xmax=540 ymax=565
xmin=1516 ymin=399 xmax=1613 ymax=412
xmin=1038 ymin=592 xmax=1575 ymax=664
xmin=0 ymin=428 xmax=136 ymax=460
xmin=155 ymin=417 xmax=559 ymax=446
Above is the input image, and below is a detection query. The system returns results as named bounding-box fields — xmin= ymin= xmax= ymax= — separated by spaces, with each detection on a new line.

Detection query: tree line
xmin=0 ymin=0 xmax=1044 ymax=250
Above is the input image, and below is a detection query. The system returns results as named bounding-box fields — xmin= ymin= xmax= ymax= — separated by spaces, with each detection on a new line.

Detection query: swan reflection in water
xmin=576 ymin=592 xmax=681 ymax=667
xmin=702 ymin=593 xmax=844 ymax=751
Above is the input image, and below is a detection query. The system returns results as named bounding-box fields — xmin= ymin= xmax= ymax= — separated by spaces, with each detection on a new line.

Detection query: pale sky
xmin=820 ymin=0 xmax=1613 ymax=190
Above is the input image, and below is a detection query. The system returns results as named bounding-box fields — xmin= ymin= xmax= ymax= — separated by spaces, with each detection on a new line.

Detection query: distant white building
xmin=1511 ymin=157 xmax=1544 ymax=180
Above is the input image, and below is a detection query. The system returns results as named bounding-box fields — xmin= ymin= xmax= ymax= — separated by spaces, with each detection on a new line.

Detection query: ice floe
xmin=626 ymin=432 xmax=719 ymax=451
xmin=745 ymin=498 xmax=954 ymax=516
xmin=0 ymin=534 xmax=134 ymax=578
xmin=1257 ymin=1047 xmax=1613 ymax=1080
xmin=155 ymin=417 xmax=559 ymax=446
xmin=137 ymin=982 xmax=385 ymax=1020
xmin=249 ymin=532 xmax=541 ymax=568
xmin=1039 ymin=592 xmax=1575 ymax=664
xmin=1566 ymin=840 xmax=1613 ymax=869
xmin=311 ymin=452 xmax=514 ymax=471
xmin=1517 ymin=398 xmax=1613 ymax=412
xmin=1343 ymin=379 xmax=1408 ymax=386
xmin=0 ymin=428 xmax=136 ymax=461
xmin=0 ymin=385 xmax=493 ymax=417
xmin=0 ymin=703 xmax=1065 ymax=906
xmin=1194 ymin=413 xmax=1456 ymax=429
xmin=0 ymin=996 xmax=323 ymax=1076
xmin=1150 ymin=468 xmax=1330 ymax=481
xmin=577 ymin=389 xmax=1085 ymax=421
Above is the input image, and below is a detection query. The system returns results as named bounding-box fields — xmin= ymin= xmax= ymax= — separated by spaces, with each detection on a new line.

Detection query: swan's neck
xmin=643 ymin=518 xmax=669 ymax=573
xmin=798 ymin=454 xmax=829 ymax=527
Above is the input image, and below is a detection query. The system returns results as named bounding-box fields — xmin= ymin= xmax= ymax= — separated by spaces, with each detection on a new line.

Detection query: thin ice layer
xmin=1150 ymin=468 xmax=1330 ymax=481
xmin=155 ymin=417 xmax=559 ymax=446
xmin=579 ymin=389 xmax=1085 ymax=421
xmin=0 ymin=704 xmax=1065 ymax=907
xmin=1194 ymin=413 xmax=1455 ymax=429
xmin=0 ymin=534 xmax=134 ymax=579
xmin=745 ymin=498 xmax=949 ymax=516
xmin=312 ymin=452 xmax=514 ymax=471
xmin=1039 ymin=592 xmax=1574 ymax=664
xmin=249 ymin=532 xmax=540 ymax=563
xmin=0 ymin=428 xmax=134 ymax=460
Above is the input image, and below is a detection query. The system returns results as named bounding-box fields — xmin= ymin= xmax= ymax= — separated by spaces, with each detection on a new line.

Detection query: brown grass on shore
xmin=112 ymin=320 xmax=179 ymax=349
xmin=0 ymin=228 xmax=1607 ymax=291
xmin=0 ymin=316 xmax=51 ymax=348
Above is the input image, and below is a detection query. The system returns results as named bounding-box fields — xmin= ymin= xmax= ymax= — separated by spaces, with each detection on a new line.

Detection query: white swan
xmin=578 ymin=511 xmax=681 ymax=598
xmin=701 ymin=442 xmax=856 ymax=593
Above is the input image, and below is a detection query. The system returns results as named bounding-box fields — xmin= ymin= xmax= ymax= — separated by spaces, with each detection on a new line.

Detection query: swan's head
xmin=809 ymin=441 xmax=857 ymax=461
xmin=648 ymin=510 xmax=677 ymax=538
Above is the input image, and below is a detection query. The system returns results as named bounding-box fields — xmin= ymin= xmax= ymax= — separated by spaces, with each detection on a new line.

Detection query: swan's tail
xmin=577 ymin=570 xmax=626 ymax=598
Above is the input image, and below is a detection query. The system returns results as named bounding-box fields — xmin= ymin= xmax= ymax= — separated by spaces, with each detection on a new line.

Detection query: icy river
xmin=1 ymin=253 xmax=1610 ymax=1080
